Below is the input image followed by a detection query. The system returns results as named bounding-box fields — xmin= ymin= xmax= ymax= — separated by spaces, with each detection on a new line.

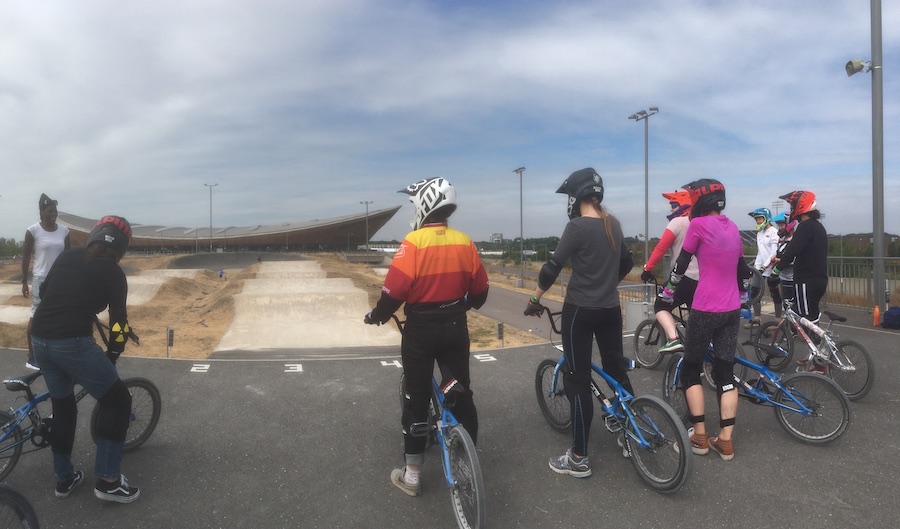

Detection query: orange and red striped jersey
xmin=375 ymin=223 xmax=489 ymax=317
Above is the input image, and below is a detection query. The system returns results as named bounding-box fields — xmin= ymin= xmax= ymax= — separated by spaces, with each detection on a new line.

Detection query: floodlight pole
xmin=360 ymin=201 xmax=373 ymax=252
xmin=203 ymin=183 xmax=218 ymax=252
xmin=513 ymin=167 xmax=526 ymax=288
xmin=629 ymin=107 xmax=659 ymax=265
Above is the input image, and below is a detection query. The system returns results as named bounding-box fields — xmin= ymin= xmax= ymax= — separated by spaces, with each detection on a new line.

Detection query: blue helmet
xmin=771 ymin=212 xmax=788 ymax=224
xmin=748 ymin=207 xmax=771 ymax=231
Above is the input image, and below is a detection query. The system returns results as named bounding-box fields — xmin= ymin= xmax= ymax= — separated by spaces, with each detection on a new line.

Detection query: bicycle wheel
xmin=0 ymin=483 xmax=40 ymax=529
xmin=661 ymin=353 xmax=688 ymax=424
xmin=90 ymin=377 xmax=161 ymax=450
xmin=828 ymin=339 xmax=875 ymax=401
xmin=0 ymin=412 xmax=23 ymax=482
xmin=703 ymin=342 xmax=748 ymax=390
xmin=448 ymin=426 xmax=485 ymax=529
xmin=773 ymin=373 xmax=850 ymax=444
xmin=746 ymin=266 xmax=765 ymax=306
xmin=632 ymin=319 xmax=666 ymax=369
xmin=535 ymin=359 xmax=571 ymax=433
xmin=754 ymin=321 xmax=794 ymax=371
xmin=624 ymin=395 xmax=692 ymax=494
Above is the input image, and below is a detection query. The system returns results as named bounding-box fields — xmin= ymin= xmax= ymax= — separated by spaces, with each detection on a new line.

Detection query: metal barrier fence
xmin=826 ymin=257 xmax=899 ymax=308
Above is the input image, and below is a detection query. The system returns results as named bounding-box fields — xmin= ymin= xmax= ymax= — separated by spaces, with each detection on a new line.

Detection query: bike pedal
xmin=603 ymin=414 xmax=623 ymax=433
xmin=407 ymin=422 xmax=430 ymax=438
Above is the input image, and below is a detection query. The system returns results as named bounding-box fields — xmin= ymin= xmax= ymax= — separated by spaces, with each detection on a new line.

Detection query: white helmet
xmin=398 ymin=177 xmax=458 ymax=230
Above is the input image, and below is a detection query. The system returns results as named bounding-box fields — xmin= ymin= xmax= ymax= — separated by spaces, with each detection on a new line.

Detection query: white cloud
xmin=1 ymin=0 xmax=898 ymax=245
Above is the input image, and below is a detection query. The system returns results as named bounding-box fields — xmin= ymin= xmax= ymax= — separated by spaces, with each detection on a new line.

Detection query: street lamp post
xmin=203 ymin=183 xmax=218 ymax=252
xmin=513 ymin=167 xmax=525 ymax=288
xmin=628 ymin=107 xmax=659 ymax=267
xmin=282 ymin=223 xmax=290 ymax=251
xmin=360 ymin=201 xmax=373 ymax=252
xmin=846 ymin=0 xmax=885 ymax=311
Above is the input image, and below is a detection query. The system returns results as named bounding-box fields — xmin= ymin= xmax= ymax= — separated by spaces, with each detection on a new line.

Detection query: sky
xmin=1 ymin=0 xmax=898 ymax=245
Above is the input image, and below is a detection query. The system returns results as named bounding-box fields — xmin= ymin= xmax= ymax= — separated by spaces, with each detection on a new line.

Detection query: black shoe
xmin=56 ymin=470 xmax=84 ymax=498
xmin=94 ymin=474 xmax=140 ymax=504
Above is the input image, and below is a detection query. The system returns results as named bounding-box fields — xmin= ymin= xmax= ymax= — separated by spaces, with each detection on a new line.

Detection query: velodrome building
xmin=57 ymin=207 xmax=402 ymax=253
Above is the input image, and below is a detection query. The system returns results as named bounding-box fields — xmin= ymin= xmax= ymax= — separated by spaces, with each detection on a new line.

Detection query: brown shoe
xmin=675 ymin=427 xmax=709 ymax=455
xmin=709 ymin=435 xmax=734 ymax=461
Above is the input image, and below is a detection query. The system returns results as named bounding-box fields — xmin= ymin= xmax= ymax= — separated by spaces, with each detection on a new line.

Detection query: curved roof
xmin=58 ymin=207 xmax=402 ymax=250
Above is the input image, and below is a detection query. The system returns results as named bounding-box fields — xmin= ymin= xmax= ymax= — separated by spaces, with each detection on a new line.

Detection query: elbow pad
xmin=538 ymin=258 xmax=563 ymax=291
xmin=108 ymin=321 xmax=131 ymax=353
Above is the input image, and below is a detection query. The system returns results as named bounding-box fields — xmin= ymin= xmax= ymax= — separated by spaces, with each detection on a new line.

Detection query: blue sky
xmin=1 ymin=0 xmax=898 ymax=244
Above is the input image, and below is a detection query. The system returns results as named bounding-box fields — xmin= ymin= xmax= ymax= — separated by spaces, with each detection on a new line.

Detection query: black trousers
xmin=400 ymin=315 xmax=478 ymax=456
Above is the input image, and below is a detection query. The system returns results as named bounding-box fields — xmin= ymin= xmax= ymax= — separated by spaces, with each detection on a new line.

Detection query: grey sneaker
xmin=617 ymin=435 xmax=631 ymax=458
xmin=549 ymin=448 xmax=591 ymax=478
xmin=94 ymin=474 xmax=140 ymax=504
xmin=658 ymin=337 xmax=684 ymax=353
xmin=56 ymin=470 xmax=84 ymax=498
xmin=390 ymin=467 xmax=420 ymax=497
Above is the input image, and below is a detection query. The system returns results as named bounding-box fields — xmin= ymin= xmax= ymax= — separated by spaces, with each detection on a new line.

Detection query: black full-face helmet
xmin=556 ymin=167 xmax=604 ymax=220
xmin=86 ymin=215 xmax=132 ymax=259
xmin=682 ymin=178 xmax=726 ymax=218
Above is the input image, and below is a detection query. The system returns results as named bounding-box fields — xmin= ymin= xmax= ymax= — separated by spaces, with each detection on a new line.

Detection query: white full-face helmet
xmin=398 ymin=177 xmax=458 ymax=230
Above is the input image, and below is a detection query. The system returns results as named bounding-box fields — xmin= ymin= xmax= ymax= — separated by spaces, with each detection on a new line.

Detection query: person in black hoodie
xmin=31 ymin=216 xmax=141 ymax=504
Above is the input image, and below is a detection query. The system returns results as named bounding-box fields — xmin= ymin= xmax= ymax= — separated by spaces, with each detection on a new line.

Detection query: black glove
xmin=524 ymin=300 xmax=544 ymax=317
xmin=640 ymin=269 xmax=656 ymax=283
xmin=364 ymin=311 xmax=387 ymax=325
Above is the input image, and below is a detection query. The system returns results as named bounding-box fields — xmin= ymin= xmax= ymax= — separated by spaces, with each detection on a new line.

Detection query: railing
xmin=826 ymin=256 xmax=899 ymax=308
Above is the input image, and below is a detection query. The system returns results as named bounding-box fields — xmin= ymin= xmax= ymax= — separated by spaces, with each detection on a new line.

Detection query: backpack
xmin=883 ymin=306 xmax=900 ymax=329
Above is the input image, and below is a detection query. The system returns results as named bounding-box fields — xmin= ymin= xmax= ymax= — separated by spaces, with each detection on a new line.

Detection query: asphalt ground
xmin=0 ymin=289 xmax=896 ymax=528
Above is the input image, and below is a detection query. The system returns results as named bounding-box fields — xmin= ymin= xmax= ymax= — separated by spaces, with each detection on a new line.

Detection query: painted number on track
xmin=473 ymin=354 xmax=497 ymax=362
xmin=284 ymin=364 xmax=304 ymax=373
xmin=190 ymin=364 xmax=211 ymax=373
xmin=381 ymin=360 xmax=403 ymax=368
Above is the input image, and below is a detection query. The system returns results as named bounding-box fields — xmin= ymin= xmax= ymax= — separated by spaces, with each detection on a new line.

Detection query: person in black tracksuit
xmin=775 ymin=191 xmax=827 ymax=324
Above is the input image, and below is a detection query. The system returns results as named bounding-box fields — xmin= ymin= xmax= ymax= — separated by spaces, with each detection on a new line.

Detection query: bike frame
xmin=429 ymin=378 xmax=464 ymax=487
xmin=771 ymin=307 xmax=855 ymax=374
xmin=672 ymin=348 xmax=817 ymax=416
xmin=0 ymin=379 xmax=92 ymax=456
xmin=548 ymin=345 xmax=658 ymax=451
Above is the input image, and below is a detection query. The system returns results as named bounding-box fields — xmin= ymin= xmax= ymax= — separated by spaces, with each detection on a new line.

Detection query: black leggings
xmin=560 ymin=303 xmax=632 ymax=456
xmin=400 ymin=316 xmax=477 ymax=456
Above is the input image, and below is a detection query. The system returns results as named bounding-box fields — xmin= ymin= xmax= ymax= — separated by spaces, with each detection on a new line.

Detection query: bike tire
xmin=746 ymin=266 xmax=765 ymax=306
xmin=535 ymin=359 xmax=571 ymax=433
xmin=448 ymin=426 xmax=486 ymax=529
xmin=633 ymin=319 xmax=669 ymax=369
xmin=0 ymin=412 xmax=23 ymax=482
xmin=624 ymin=395 xmax=692 ymax=494
xmin=754 ymin=320 xmax=794 ymax=371
xmin=829 ymin=339 xmax=875 ymax=401
xmin=703 ymin=342 xmax=748 ymax=390
xmin=90 ymin=377 xmax=161 ymax=450
xmin=0 ymin=483 xmax=40 ymax=529
xmin=661 ymin=352 xmax=688 ymax=425
xmin=773 ymin=372 xmax=850 ymax=444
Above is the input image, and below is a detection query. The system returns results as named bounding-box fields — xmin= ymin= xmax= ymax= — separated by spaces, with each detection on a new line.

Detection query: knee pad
xmin=679 ymin=360 xmax=703 ymax=389
xmin=712 ymin=358 xmax=738 ymax=398
xmin=95 ymin=379 xmax=132 ymax=442
xmin=50 ymin=395 xmax=77 ymax=454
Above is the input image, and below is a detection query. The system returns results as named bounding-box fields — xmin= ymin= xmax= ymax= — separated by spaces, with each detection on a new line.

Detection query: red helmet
xmin=663 ymin=191 xmax=691 ymax=220
xmin=779 ymin=190 xmax=817 ymax=222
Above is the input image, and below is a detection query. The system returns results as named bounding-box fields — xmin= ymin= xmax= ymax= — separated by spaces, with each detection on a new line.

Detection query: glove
xmin=740 ymin=290 xmax=749 ymax=305
xmin=640 ymin=269 xmax=656 ymax=283
xmin=364 ymin=312 xmax=382 ymax=325
xmin=106 ymin=350 xmax=121 ymax=365
xmin=772 ymin=266 xmax=781 ymax=276
xmin=659 ymin=284 xmax=676 ymax=304
xmin=524 ymin=299 xmax=544 ymax=317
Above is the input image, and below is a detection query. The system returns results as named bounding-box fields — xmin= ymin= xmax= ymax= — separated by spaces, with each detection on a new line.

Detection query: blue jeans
xmin=32 ymin=335 xmax=124 ymax=481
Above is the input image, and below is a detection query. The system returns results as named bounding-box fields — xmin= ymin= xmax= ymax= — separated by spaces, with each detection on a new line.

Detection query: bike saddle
xmin=749 ymin=342 xmax=786 ymax=359
xmin=3 ymin=371 xmax=43 ymax=392
xmin=822 ymin=311 xmax=847 ymax=323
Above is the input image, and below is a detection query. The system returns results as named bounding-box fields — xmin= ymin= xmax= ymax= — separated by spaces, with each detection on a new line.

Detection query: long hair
xmin=587 ymin=195 xmax=619 ymax=248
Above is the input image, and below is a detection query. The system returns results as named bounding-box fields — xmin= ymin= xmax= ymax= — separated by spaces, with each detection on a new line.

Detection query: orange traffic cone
xmin=874 ymin=305 xmax=881 ymax=327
